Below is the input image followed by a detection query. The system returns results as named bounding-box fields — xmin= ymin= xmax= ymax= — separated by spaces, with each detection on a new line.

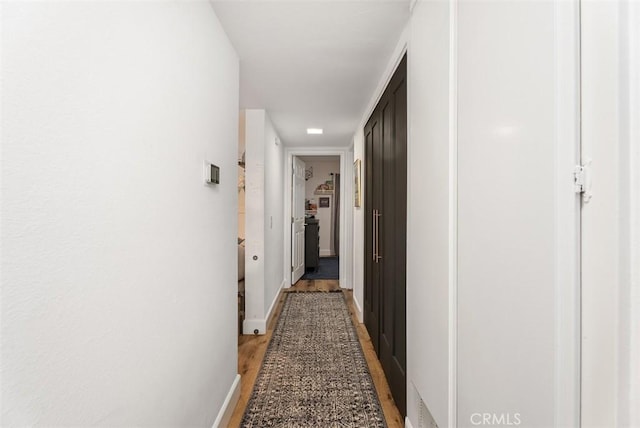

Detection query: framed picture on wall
xmin=354 ymin=159 xmax=362 ymax=207
xmin=319 ymin=197 xmax=330 ymax=208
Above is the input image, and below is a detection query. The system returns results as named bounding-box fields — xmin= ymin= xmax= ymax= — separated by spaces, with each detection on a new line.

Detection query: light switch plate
xmin=204 ymin=161 xmax=220 ymax=184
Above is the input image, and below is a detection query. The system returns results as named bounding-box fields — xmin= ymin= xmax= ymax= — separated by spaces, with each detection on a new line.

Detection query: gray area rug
xmin=241 ymin=292 xmax=387 ymax=428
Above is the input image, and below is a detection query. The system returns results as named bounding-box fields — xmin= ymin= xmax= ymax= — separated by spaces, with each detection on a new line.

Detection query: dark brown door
xmin=364 ymin=115 xmax=382 ymax=353
xmin=364 ymin=54 xmax=407 ymax=416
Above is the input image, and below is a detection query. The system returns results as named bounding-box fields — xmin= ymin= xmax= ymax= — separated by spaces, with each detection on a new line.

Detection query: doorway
xmin=293 ymin=155 xmax=341 ymax=282
xmin=284 ymin=149 xmax=352 ymax=289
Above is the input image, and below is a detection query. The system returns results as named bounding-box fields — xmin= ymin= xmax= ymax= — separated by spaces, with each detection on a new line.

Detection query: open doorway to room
xmin=284 ymin=147 xmax=353 ymax=289
xmin=293 ymin=155 xmax=341 ymax=282
xmin=285 ymin=147 xmax=353 ymax=290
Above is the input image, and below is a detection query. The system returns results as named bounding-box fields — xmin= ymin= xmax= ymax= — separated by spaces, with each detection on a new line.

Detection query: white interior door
xmin=291 ymin=157 xmax=306 ymax=284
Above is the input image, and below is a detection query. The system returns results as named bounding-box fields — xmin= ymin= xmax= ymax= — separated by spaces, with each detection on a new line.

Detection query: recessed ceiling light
xmin=307 ymin=128 xmax=323 ymax=135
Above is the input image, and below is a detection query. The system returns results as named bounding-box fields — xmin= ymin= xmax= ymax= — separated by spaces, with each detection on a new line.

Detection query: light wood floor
xmin=228 ymin=279 xmax=403 ymax=428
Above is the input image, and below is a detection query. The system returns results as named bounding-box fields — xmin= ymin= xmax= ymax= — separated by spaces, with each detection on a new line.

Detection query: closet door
xmin=379 ymin=56 xmax=407 ymax=416
xmin=364 ymin=110 xmax=383 ymax=353
xmin=364 ymin=54 xmax=407 ymax=416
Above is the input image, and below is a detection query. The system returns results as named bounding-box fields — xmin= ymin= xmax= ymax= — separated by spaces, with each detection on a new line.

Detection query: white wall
xmin=351 ymin=142 xmax=365 ymax=320
xmin=243 ymin=110 xmax=266 ymax=334
xmin=263 ymin=115 xmax=285 ymax=315
xmin=343 ymin=149 xmax=355 ymax=290
xmin=304 ymin=158 xmax=340 ymax=201
xmin=1 ymin=1 xmax=239 ymax=426
xmin=242 ymin=110 xmax=284 ymax=334
xmin=238 ymin=111 xmax=246 ymax=240
xmin=315 ymin=194 xmax=334 ymax=257
xmin=406 ymin=1 xmax=452 ymax=426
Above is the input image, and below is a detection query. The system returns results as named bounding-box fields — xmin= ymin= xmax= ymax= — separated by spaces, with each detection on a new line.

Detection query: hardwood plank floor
xmin=228 ymin=279 xmax=404 ymax=428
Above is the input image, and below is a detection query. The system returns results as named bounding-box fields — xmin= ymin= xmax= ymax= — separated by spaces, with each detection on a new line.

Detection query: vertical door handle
xmin=375 ymin=210 xmax=382 ymax=262
xmin=373 ymin=209 xmax=378 ymax=262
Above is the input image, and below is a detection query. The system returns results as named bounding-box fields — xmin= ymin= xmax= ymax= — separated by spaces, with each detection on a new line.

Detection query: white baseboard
xmin=353 ymin=294 xmax=364 ymax=323
xmin=320 ymin=249 xmax=333 ymax=257
xmin=265 ymin=281 xmax=285 ymax=327
xmin=242 ymin=281 xmax=284 ymax=335
xmin=212 ymin=374 xmax=241 ymax=428
xmin=405 ymin=416 xmax=415 ymax=428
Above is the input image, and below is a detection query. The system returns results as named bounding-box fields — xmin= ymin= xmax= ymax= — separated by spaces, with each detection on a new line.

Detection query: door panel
xmin=380 ymin=96 xmax=395 ymax=387
xmin=291 ymin=157 xmax=306 ymax=284
xmin=393 ymin=77 xmax=407 ymax=377
xmin=390 ymin=73 xmax=407 ymax=415
xmin=381 ymin=57 xmax=407 ymax=416
xmin=364 ymin=120 xmax=381 ymax=353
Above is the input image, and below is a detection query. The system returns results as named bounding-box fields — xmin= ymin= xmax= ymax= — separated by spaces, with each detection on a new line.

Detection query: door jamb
xmin=554 ymin=0 xmax=582 ymax=425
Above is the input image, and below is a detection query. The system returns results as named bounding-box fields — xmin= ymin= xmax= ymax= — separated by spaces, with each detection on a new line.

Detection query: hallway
xmin=2 ymin=0 xmax=638 ymax=427
xmin=230 ymin=280 xmax=403 ymax=428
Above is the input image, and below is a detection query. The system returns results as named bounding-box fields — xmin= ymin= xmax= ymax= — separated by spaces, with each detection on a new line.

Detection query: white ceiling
xmin=211 ymin=0 xmax=410 ymax=147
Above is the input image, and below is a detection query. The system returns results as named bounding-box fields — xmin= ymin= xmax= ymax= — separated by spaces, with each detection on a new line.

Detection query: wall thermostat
xmin=204 ymin=162 xmax=220 ymax=184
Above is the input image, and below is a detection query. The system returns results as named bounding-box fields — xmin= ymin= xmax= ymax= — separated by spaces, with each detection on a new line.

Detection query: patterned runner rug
xmin=241 ymin=292 xmax=387 ymax=428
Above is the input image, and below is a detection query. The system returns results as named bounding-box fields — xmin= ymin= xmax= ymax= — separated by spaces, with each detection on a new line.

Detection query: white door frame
xmin=623 ymin=3 xmax=640 ymax=423
xmin=581 ymin=1 xmax=640 ymax=425
xmin=554 ymin=0 xmax=582 ymax=425
xmin=283 ymin=147 xmax=353 ymax=289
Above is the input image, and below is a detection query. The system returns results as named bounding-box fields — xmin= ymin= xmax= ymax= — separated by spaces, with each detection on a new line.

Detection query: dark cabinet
xmin=304 ymin=218 xmax=319 ymax=271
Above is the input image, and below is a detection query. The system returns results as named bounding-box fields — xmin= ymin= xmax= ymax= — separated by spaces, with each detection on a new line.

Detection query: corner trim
xmin=243 ymin=281 xmax=283 ymax=334
xmin=266 ymin=281 xmax=284 ymax=327
xmin=405 ymin=416 xmax=415 ymax=428
xmin=212 ymin=374 xmax=241 ymax=428
xmin=353 ymin=293 xmax=364 ymax=323
xmin=447 ymin=0 xmax=459 ymax=426
xmin=242 ymin=318 xmax=266 ymax=335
